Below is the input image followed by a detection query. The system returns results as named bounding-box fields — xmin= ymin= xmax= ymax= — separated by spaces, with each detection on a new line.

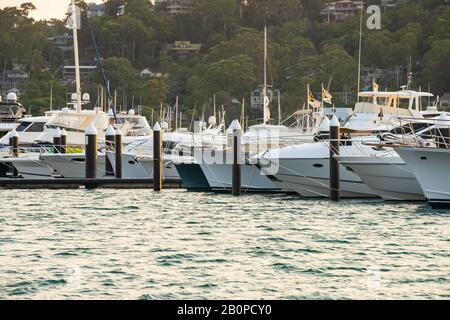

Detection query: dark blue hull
xmin=175 ymin=163 xmax=211 ymax=192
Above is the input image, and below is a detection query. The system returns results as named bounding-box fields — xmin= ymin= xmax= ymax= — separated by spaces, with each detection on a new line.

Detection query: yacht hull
xmin=395 ymin=148 xmax=450 ymax=207
xmin=41 ymin=153 xmax=106 ymax=178
xmin=139 ymin=158 xmax=180 ymax=181
xmin=199 ymin=162 xmax=282 ymax=193
xmin=269 ymin=158 xmax=378 ymax=198
xmin=338 ymin=156 xmax=425 ymax=201
xmin=175 ymin=163 xmax=211 ymax=191
xmin=105 ymin=152 xmax=149 ymax=178
xmin=11 ymin=159 xmax=56 ymax=179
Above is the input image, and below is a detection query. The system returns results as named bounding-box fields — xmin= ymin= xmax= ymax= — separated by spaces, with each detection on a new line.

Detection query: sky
xmin=0 ymin=0 xmax=103 ymax=20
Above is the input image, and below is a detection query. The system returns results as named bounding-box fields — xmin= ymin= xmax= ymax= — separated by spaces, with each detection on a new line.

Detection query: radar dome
xmin=128 ymin=109 xmax=135 ymax=116
xmin=6 ymin=92 xmax=17 ymax=102
xmin=82 ymin=93 xmax=90 ymax=101
xmin=161 ymin=122 xmax=169 ymax=130
xmin=70 ymin=93 xmax=77 ymax=101
xmin=208 ymin=116 xmax=217 ymax=125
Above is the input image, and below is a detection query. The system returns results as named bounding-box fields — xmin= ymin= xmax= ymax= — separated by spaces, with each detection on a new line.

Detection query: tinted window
xmin=27 ymin=122 xmax=45 ymax=132
xmin=15 ymin=122 xmax=31 ymax=132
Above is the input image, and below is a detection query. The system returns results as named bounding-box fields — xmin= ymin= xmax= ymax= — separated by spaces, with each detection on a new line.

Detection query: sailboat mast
xmin=263 ymin=26 xmax=270 ymax=124
xmin=71 ymin=0 xmax=82 ymax=112
xmin=278 ymin=90 xmax=281 ymax=125
xmin=175 ymin=96 xmax=179 ymax=130
xmin=357 ymin=4 xmax=363 ymax=102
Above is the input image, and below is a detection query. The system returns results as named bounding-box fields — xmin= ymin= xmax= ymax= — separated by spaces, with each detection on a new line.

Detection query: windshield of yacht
xmin=388 ymin=122 xmax=430 ymax=135
xmin=0 ymin=104 xmax=24 ymax=119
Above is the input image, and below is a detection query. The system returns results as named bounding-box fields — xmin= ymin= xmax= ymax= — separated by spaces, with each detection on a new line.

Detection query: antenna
xmin=71 ymin=0 xmax=82 ymax=112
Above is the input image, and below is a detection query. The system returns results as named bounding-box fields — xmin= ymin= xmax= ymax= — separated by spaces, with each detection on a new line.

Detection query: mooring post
xmin=60 ymin=129 xmax=67 ymax=154
xmin=329 ymin=115 xmax=340 ymax=202
xmin=9 ymin=128 xmax=19 ymax=178
xmin=153 ymin=122 xmax=162 ymax=191
xmin=115 ymin=128 xmax=122 ymax=179
xmin=105 ymin=125 xmax=115 ymax=176
xmin=85 ymin=123 xmax=98 ymax=182
xmin=53 ymin=127 xmax=62 ymax=153
xmin=232 ymin=120 xmax=242 ymax=196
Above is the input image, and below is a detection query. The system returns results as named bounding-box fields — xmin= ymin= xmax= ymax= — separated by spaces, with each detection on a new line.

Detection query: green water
xmin=0 ymin=189 xmax=449 ymax=299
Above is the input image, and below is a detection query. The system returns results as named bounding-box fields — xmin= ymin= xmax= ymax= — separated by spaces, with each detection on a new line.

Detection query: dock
xmin=0 ymin=178 xmax=183 ymax=189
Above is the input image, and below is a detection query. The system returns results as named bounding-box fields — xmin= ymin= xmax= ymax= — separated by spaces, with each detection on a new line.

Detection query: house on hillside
xmin=163 ymin=41 xmax=202 ymax=57
xmin=381 ymin=0 xmax=405 ymax=8
xmin=321 ymin=1 xmax=364 ymax=23
xmin=87 ymin=3 xmax=105 ymax=17
xmin=249 ymin=85 xmax=276 ymax=121
xmin=139 ymin=68 xmax=163 ymax=78
xmin=155 ymin=0 xmax=196 ymax=15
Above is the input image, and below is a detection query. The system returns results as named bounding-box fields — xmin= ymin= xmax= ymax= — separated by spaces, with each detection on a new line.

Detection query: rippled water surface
xmin=0 ymin=189 xmax=449 ymax=299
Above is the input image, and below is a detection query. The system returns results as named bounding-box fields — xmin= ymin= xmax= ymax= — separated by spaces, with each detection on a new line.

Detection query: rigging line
xmin=85 ymin=12 xmax=119 ymax=124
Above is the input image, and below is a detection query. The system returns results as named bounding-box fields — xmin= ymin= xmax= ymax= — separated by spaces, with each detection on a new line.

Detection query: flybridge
xmin=358 ymin=90 xmax=434 ymax=99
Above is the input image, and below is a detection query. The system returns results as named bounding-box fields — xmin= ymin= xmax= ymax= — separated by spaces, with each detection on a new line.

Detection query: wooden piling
xmin=232 ymin=120 xmax=242 ymax=196
xmin=153 ymin=122 xmax=162 ymax=191
xmin=329 ymin=115 xmax=340 ymax=202
xmin=60 ymin=129 xmax=67 ymax=154
xmin=115 ymin=128 xmax=122 ymax=179
xmin=105 ymin=125 xmax=115 ymax=176
xmin=9 ymin=129 xmax=19 ymax=178
xmin=85 ymin=123 xmax=98 ymax=181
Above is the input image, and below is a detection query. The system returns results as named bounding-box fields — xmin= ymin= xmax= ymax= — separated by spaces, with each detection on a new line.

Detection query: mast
xmin=50 ymin=81 xmax=53 ymax=111
xmin=263 ymin=26 xmax=270 ymax=124
xmin=71 ymin=0 xmax=82 ymax=112
xmin=240 ymin=98 xmax=245 ymax=126
xmin=357 ymin=4 xmax=363 ymax=102
xmin=213 ymin=94 xmax=216 ymax=119
xmin=277 ymin=90 xmax=281 ymax=125
xmin=306 ymin=84 xmax=310 ymax=131
xmin=175 ymin=96 xmax=179 ymax=130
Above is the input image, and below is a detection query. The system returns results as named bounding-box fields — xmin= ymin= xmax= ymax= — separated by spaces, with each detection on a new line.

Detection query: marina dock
xmin=0 ymin=178 xmax=182 ymax=189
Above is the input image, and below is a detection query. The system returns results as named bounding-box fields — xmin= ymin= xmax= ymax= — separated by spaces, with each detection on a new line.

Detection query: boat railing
xmin=8 ymin=144 xmax=86 ymax=158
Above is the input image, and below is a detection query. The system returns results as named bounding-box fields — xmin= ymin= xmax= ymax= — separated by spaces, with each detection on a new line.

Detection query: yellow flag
xmin=308 ymin=88 xmax=321 ymax=109
xmin=322 ymin=87 xmax=333 ymax=104
xmin=373 ymin=80 xmax=379 ymax=92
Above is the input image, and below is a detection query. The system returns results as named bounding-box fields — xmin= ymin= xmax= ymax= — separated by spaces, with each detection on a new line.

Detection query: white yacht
xmin=196 ymin=122 xmax=316 ymax=193
xmin=396 ymin=147 xmax=450 ymax=208
xmin=259 ymin=84 xmax=441 ymax=198
xmin=344 ymin=87 xmax=436 ymax=134
xmin=0 ymin=92 xmax=27 ymax=137
xmin=261 ymin=135 xmax=379 ymax=198
xmin=336 ymin=147 xmax=425 ymax=201
xmin=0 ymin=114 xmax=51 ymax=146
xmin=334 ymin=115 xmax=449 ymax=201
xmin=35 ymin=105 xmax=109 ymax=146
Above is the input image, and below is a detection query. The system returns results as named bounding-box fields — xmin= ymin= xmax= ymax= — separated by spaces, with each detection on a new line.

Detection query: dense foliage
xmin=0 ymin=0 xmax=449 ymax=122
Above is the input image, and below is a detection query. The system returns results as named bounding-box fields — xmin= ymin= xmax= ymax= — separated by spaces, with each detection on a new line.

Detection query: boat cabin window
xmin=15 ymin=121 xmax=31 ymax=132
xmin=27 ymin=122 xmax=45 ymax=132
xmin=398 ymin=98 xmax=411 ymax=109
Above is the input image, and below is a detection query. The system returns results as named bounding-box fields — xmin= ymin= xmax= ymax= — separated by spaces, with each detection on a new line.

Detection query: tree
xmin=422 ymin=39 xmax=450 ymax=95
